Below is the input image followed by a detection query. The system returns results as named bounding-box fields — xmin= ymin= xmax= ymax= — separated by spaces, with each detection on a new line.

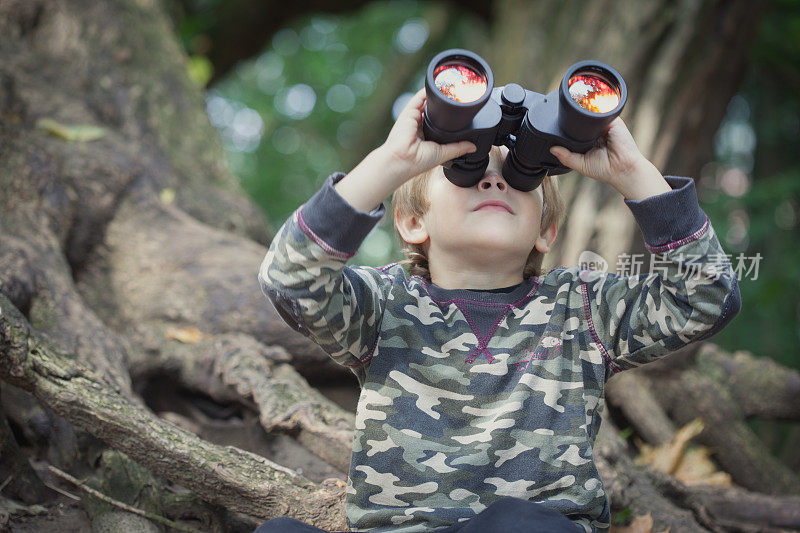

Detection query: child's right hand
xmin=379 ymin=88 xmax=477 ymax=183
xmin=333 ymin=88 xmax=476 ymax=213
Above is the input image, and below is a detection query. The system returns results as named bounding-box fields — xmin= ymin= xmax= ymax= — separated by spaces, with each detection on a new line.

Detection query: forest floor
xmin=4 ymin=384 xmax=361 ymax=533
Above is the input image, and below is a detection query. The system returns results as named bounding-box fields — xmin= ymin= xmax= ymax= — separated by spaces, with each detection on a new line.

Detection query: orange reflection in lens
xmin=568 ymin=74 xmax=619 ymax=113
xmin=433 ymin=64 xmax=487 ymax=103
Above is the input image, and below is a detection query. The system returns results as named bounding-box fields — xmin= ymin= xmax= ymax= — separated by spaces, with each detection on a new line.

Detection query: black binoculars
xmin=422 ymin=49 xmax=627 ymax=191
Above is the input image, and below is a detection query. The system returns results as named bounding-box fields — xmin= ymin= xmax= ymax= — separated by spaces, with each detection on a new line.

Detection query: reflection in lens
xmin=568 ymin=73 xmax=619 ymax=113
xmin=433 ymin=63 xmax=487 ymax=103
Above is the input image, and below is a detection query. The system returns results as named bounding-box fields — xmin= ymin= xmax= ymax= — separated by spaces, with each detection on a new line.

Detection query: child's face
xmin=398 ymin=146 xmax=554 ymax=274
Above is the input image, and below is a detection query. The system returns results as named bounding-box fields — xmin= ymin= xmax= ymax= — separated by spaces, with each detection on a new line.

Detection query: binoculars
xmin=422 ymin=49 xmax=627 ymax=191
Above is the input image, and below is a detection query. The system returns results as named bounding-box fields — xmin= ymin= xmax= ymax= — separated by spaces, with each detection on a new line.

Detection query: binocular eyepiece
xmin=422 ymin=49 xmax=627 ymax=191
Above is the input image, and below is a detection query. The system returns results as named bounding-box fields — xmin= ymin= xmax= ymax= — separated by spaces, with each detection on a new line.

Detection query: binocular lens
xmin=433 ymin=62 xmax=487 ymax=103
xmin=567 ymin=72 xmax=620 ymax=113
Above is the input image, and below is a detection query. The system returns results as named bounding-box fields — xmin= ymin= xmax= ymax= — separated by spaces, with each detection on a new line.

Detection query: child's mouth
xmin=474 ymin=201 xmax=514 ymax=214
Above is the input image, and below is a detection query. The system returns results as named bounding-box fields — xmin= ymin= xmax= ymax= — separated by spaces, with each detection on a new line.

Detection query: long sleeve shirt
xmin=257 ymin=171 xmax=741 ymax=533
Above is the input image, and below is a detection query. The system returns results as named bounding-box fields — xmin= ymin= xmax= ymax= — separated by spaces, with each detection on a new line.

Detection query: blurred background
xmin=171 ymin=0 xmax=798 ymax=469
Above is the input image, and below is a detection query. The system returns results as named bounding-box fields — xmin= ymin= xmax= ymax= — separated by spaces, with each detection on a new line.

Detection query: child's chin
xmin=464 ymin=235 xmax=526 ymax=251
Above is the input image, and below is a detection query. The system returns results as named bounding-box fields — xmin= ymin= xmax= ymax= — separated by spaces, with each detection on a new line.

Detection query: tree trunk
xmin=0 ymin=0 xmax=795 ymax=532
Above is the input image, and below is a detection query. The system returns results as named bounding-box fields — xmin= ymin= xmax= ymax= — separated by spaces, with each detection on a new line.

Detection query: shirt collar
xmin=422 ymin=275 xmax=541 ymax=307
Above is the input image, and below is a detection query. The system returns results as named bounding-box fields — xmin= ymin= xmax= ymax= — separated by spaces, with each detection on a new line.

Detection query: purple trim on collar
xmin=411 ymin=275 xmax=543 ymax=364
xmin=377 ymin=262 xmax=400 ymax=273
xmin=414 ymin=275 xmax=542 ymax=308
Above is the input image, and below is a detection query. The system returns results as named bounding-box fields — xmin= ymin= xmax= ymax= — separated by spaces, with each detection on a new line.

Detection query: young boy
xmin=255 ymin=88 xmax=741 ymax=533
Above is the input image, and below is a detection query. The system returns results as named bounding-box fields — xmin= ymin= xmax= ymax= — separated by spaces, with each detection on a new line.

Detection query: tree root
xmin=130 ymin=331 xmax=355 ymax=473
xmin=0 ymin=293 xmax=348 ymax=529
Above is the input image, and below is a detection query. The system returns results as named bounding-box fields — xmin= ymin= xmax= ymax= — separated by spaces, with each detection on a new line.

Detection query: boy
xmin=256 ymin=88 xmax=741 ymax=532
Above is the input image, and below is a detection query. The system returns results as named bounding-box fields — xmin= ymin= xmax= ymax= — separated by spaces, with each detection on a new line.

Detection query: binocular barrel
xmin=424 ymin=49 xmax=494 ymax=132
xmin=558 ymin=60 xmax=627 ymax=142
xmin=421 ymin=49 xmax=627 ymax=191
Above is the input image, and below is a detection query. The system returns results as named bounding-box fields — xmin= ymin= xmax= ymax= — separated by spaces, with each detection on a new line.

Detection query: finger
xmin=604 ymin=117 xmax=641 ymax=155
xmin=549 ymin=146 xmax=583 ymax=172
xmin=405 ymin=88 xmax=426 ymax=113
xmin=607 ymin=116 xmax=626 ymax=131
xmin=607 ymin=116 xmax=637 ymax=142
xmin=437 ymin=141 xmax=477 ymax=165
xmin=397 ymin=89 xmax=427 ymax=123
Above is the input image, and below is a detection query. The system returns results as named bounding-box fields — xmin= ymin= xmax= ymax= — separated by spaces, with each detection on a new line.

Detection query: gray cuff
xmin=298 ymin=171 xmax=386 ymax=257
xmin=624 ymin=176 xmax=707 ymax=249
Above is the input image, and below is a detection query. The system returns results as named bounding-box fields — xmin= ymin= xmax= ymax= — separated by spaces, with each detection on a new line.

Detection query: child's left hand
xmin=548 ymin=117 xmax=671 ymax=201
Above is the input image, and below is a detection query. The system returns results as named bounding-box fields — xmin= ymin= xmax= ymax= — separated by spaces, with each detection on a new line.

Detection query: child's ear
xmin=395 ymin=212 xmax=429 ymax=245
xmin=534 ymin=223 xmax=558 ymax=253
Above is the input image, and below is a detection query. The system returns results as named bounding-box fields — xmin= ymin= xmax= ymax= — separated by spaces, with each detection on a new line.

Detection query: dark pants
xmin=252 ymin=496 xmax=583 ymax=532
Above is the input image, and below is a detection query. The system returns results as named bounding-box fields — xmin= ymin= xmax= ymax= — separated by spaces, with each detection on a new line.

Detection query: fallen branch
xmin=49 ymin=464 xmax=202 ymax=533
xmin=647 ymin=468 xmax=800 ymax=532
xmin=641 ymin=343 xmax=800 ymax=495
xmin=594 ymin=417 xmax=713 ymax=532
xmin=696 ymin=347 xmax=800 ymax=421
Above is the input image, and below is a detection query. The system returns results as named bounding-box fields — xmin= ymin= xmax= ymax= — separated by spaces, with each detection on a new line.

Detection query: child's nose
xmin=478 ymin=171 xmax=508 ymax=192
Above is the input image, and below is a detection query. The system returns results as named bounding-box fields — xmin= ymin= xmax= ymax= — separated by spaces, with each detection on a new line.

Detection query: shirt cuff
xmin=298 ymin=171 xmax=386 ymax=257
xmin=623 ymin=175 xmax=707 ymax=250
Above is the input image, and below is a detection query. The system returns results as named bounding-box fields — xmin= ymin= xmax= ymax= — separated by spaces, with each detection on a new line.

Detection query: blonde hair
xmin=391 ymin=146 xmax=566 ymax=282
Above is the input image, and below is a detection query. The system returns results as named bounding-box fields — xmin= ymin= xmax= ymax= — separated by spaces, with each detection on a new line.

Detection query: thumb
xmin=438 ymin=141 xmax=477 ymax=165
xmin=550 ymin=146 xmax=583 ymax=172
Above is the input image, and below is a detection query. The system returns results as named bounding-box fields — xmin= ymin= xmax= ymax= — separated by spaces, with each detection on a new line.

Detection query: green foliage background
xmin=195 ymin=2 xmax=435 ymax=269
xmin=699 ymin=0 xmax=800 ymax=373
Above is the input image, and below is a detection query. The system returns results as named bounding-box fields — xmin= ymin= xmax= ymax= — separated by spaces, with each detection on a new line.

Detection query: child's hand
xmin=333 ymin=89 xmax=477 ymax=212
xmin=380 ymin=88 xmax=477 ymax=183
xmin=548 ymin=117 xmax=671 ymax=201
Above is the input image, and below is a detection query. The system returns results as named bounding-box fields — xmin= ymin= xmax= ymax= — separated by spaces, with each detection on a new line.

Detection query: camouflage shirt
xmin=258 ymin=171 xmax=741 ymax=532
